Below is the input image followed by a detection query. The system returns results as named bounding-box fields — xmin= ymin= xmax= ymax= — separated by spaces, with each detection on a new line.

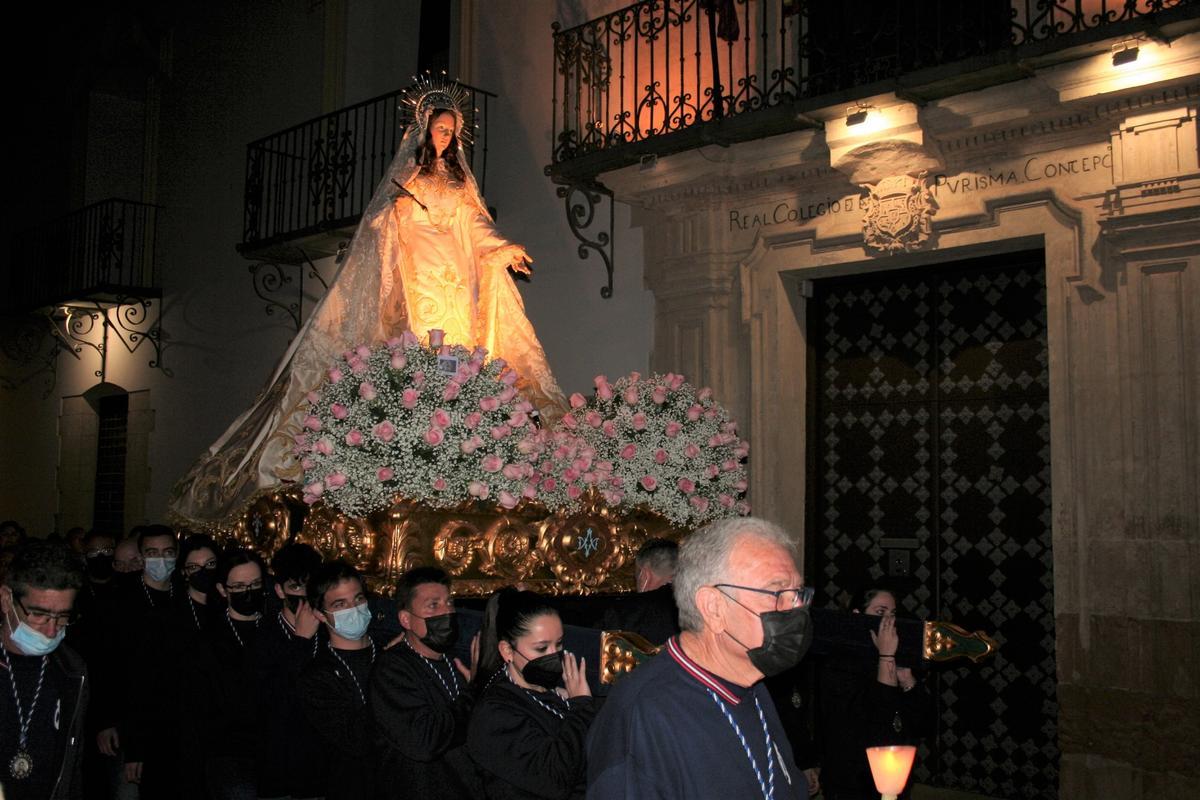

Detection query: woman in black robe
xmin=467 ymin=589 xmax=598 ymax=800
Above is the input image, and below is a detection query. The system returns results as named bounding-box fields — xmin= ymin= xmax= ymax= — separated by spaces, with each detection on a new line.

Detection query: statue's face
xmin=430 ymin=111 xmax=456 ymax=158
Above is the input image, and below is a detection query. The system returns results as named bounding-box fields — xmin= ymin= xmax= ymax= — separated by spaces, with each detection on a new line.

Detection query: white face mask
xmin=5 ymin=601 xmax=65 ymax=656
xmin=144 ymin=557 xmax=176 ymax=583
xmin=330 ymin=602 xmax=371 ymax=640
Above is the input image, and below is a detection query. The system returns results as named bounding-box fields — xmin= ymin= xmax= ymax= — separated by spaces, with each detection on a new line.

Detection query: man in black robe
xmin=586 ymin=517 xmax=812 ymax=799
xmin=369 ymin=567 xmax=483 ymax=799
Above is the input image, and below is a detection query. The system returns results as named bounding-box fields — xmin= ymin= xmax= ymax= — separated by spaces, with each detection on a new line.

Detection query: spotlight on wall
xmin=1112 ymin=40 xmax=1140 ymax=67
xmin=846 ymin=104 xmax=872 ymax=126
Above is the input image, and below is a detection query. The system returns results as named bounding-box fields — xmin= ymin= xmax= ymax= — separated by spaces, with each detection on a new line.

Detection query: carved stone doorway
xmin=808 ymin=249 xmax=1057 ymax=799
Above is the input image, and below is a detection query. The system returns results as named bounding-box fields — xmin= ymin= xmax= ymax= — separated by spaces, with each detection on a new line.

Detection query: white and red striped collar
xmin=666 ymin=636 xmax=742 ymax=706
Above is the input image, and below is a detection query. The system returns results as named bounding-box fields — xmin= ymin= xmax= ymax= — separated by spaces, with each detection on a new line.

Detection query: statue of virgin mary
xmin=169 ymin=77 xmax=568 ymax=527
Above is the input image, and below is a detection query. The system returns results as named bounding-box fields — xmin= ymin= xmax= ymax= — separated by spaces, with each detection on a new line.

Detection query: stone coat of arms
xmin=862 ymin=173 xmax=937 ymax=253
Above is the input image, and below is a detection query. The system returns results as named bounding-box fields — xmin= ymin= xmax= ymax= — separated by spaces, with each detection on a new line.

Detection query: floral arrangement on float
xmin=553 ymin=373 xmax=750 ymax=527
xmin=295 ymin=329 xmax=538 ymax=516
xmin=294 ymin=330 xmax=749 ymax=529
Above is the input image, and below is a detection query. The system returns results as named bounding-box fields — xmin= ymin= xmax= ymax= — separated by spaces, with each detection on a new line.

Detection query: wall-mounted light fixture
xmin=846 ymin=104 xmax=872 ymax=126
xmin=1112 ymin=39 xmax=1140 ymax=67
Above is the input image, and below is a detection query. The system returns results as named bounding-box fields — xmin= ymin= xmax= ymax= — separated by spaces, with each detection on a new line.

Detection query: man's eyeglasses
xmin=15 ymin=596 xmax=75 ymax=626
xmin=714 ymin=584 xmax=814 ymax=612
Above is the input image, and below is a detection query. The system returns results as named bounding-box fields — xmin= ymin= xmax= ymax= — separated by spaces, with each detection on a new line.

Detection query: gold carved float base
xmin=225 ymin=488 xmax=684 ymax=597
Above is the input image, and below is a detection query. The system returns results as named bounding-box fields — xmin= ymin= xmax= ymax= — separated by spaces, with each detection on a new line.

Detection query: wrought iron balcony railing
xmin=240 ymin=81 xmax=496 ymax=262
xmin=6 ymin=199 xmax=160 ymax=313
xmin=548 ymin=0 xmax=1199 ymax=180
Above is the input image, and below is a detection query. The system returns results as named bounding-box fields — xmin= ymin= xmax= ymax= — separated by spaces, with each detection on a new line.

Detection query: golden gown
xmin=168 ymin=160 xmax=567 ymax=527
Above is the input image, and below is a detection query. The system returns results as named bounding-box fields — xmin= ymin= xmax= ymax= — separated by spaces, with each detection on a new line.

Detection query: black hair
xmin=471 ymin=588 xmax=558 ymax=694
xmin=216 ymin=547 xmax=265 ymax=586
xmin=137 ymin=524 xmax=177 ymax=552
xmin=852 ymin=583 xmax=901 ymax=612
xmin=306 ymin=560 xmax=364 ymax=612
xmin=83 ymin=529 xmax=117 ymax=549
xmin=179 ymin=534 xmax=222 ymax=568
xmin=635 ymin=537 xmax=679 ymax=575
xmin=395 ymin=566 xmax=450 ymax=611
xmin=270 ymin=542 xmax=323 ymax=586
xmin=4 ymin=540 xmax=85 ymax=596
xmin=416 ymin=108 xmax=467 ymax=183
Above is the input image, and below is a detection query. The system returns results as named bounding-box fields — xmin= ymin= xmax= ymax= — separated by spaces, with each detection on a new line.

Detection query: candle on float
xmin=429 ymin=328 xmax=444 ymax=348
xmin=866 ymin=745 xmax=916 ymax=800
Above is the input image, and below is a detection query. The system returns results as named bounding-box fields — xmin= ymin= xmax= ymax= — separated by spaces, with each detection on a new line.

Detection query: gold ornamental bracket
xmin=923 ymin=619 xmax=999 ymax=663
xmin=599 ymin=630 xmax=661 ymax=685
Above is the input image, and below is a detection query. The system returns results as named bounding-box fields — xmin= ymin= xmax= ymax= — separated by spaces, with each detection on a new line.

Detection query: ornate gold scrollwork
xmin=923 ymin=620 xmax=999 ymax=663
xmin=480 ymin=516 xmax=544 ymax=580
xmin=600 ymin=631 xmax=661 ymax=685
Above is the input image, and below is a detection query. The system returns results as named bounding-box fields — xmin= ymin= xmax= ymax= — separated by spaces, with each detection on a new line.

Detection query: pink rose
xmin=391 ymin=352 xmax=407 ymax=370
xmin=328 ymin=368 xmax=344 ymax=383
xmin=431 ymin=408 xmax=452 ymax=429
xmin=690 ymin=496 xmax=710 ymax=514
xmin=631 ymin=413 xmax=647 ymax=431
xmin=601 ymin=420 xmax=617 ymax=438
xmin=464 ymin=412 xmax=482 ymax=430
xmin=442 ymin=382 xmax=461 ymax=401
xmin=428 ymin=328 xmax=444 ymax=348
xmin=424 ymin=428 xmax=444 ymax=446
xmin=500 ymin=369 xmax=518 ymax=386
xmin=293 ymin=433 xmax=309 ymax=447
xmin=468 ymin=481 xmax=490 ymax=499
xmin=498 ymin=386 xmax=518 ymax=404
xmin=640 ymin=475 xmax=658 ymax=491
xmin=498 ymin=490 xmax=519 ymax=509
xmin=567 ymin=485 xmax=583 ymax=500
xmin=326 ymin=472 xmax=347 ymax=489
xmin=301 ymin=457 xmax=315 ymax=470
xmin=401 ymin=388 xmax=420 ymax=409
xmin=736 ymin=500 xmax=751 ymax=515
xmin=374 ymin=421 xmax=396 ymax=443
xmin=719 ymin=493 xmax=735 ymax=508
xmin=432 ymin=477 xmax=448 ymax=491
xmin=652 ymin=387 xmax=667 ymax=404
xmin=595 ymin=377 xmax=613 ymax=401
xmin=358 ymin=382 xmax=377 ymax=401
xmin=522 ymin=483 xmax=538 ymax=500
xmin=400 ymin=330 xmax=420 ymax=348
xmin=705 ymin=408 xmax=717 ymax=420
xmin=699 ymin=387 xmax=714 ymax=401
xmin=386 ymin=336 xmax=403 ymax=349
xmin=508 ymin=411 xmax=528 ymax=428
xmin=654 ymin=449 xmax=668 ymax=465
xmin=315 ymin=438 xmax=334 ymax=456
xmin=349 ymin=359 xmax=367 ymax=375
xmin=609 ymin=476 xmax=624 ymax=488
xmin=668 ymin=374 xmax=686 ymax=390
xmin=306 ymin=391 xmax=320 ymax=405
xmin=492 ymin=358 xmax=507 ymax=371
xmin=677 ymin=477 xmax=696 ymax=494
xmin=345 ymin=429 xmax=364 ymax=446
xmin=722 ymin=421 xmax=738 ymax=434
xmin=302 ymin=481 xmax=324 ymax=503
xmin=481 ymin=454 xmax=504 ymax=473
xmin=517 ymin=438 xmax=537 ymax=455
xmin=479 ymin=396 xmax=500 ymax=413
xmin=585 ymin=410 xmax=603 ymax=428
xmin=412 ymin=371 xmax=426 ymax=388
xmin=561 ymin=413 xmax=578 ymax=429
xmin=665 ymin=421 xmax=683 ymax=438
xmin=687 ymin=404 xmax=703 ymax=421
xmin=684 ymin=443 xmax=701 ymax=459
xmin=629 ymin=371 xmax=641 ymax=383
xmin=377 ymin=467 xmax=395 ymax=481
xmin=331 ymin=403 xmax=349 ymax=420
xmin=722 ymin=459 xmax=738 ymax=472
xmin=620 ymin=444 xmax=638 ymax=460
xmin=569 ymin=393 xmax=587 ymax=409
xmin=303 ymin=415 xmax=322 ymax=431
xmin=502 ymin=464 xmax=524 ymax=480
xmin=563 ymin=468 xmax=580 ymax=482
xmin=623 ymin=386 xmax=639 ymax=405
xmin=355 ymin=345 xmax=371 ymax=360
xmin=734 ymin=442 xmax=750 ymax=459
xmin=603 ymin=490 xmax=625 ymax=506
xmin=540 ymin=477 xmax=558 ymax=492
xmin=460 ymin=436 xmax=484 ymax=455
xmin=705 ymin=464 xmax=720 ymax=479
xmin=490 ymin=425 xmax=512 ymax=440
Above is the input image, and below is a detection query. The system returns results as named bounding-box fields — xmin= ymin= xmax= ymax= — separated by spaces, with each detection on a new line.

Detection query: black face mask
xmin=721 ymin=592 xmax=813 ymax=677
xmin=413 ymin=612 xmax=458 ymax=654
xmin=515 ymin=649 xmax=563 ymax=691
xmin=188 ymin=568 xmax=216 ymax=595
xmin=86 ymin=555 xmax=115 ymax=580
xmin=283 ymin=593 xmax=305 ymax=614
xmin=227 ymin=589 xmax=265 ymax=617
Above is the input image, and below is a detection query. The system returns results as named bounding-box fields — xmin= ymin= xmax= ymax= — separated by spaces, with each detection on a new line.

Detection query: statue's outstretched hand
xmin=511 ymin=248 xmax=533 ymax=276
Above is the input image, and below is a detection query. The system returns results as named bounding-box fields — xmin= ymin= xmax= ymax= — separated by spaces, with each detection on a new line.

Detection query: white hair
xmin=672 ymin=517 xmax=797 ymax=632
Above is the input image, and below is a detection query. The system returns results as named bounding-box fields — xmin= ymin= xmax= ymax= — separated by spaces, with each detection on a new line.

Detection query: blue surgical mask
xmin=144 ymin=557 xmax=176 ymax=583
xmin=330 ymin=602 xmax=371 ymax=640
xmin=6 ymin=605 xmax=65 ymax=656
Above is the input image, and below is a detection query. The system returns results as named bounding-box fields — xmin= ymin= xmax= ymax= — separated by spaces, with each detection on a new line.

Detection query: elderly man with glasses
xmin=586 ymin=517 xmax=814 ymax=800
xmin=1 ymin=539 xmax=89 ymax=800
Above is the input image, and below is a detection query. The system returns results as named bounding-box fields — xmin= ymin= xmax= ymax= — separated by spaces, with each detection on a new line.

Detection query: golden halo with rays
xmin=400 ymin=72 xmax=476 ymax=147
